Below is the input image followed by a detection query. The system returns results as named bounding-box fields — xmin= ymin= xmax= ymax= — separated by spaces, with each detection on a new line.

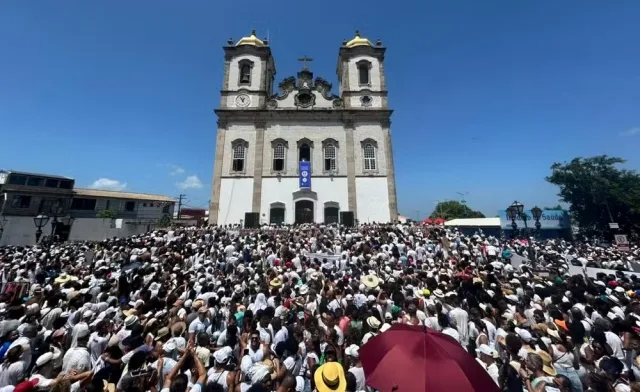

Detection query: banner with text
xmin=299 ymin=161 xmax=311 ymax=188
xmin=498 ymin=209 xmax=570 ymax=230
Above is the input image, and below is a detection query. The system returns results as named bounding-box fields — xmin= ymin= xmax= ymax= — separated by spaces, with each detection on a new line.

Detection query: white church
xmin=208 ymin=30 xmax=398 ymax=226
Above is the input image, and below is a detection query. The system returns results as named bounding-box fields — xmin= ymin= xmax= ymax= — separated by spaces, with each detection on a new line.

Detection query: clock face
xmin=235 ymin=94 xmax=250 ymax=108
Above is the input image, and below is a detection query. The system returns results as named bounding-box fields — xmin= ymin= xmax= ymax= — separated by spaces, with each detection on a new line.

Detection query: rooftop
xmin=444 ymin=217 xmax=501 ymax=227
xmin=1 ymin=169 xmax=74 ymax=181
xmin=73 ymin=188 xmax=176 ymax=202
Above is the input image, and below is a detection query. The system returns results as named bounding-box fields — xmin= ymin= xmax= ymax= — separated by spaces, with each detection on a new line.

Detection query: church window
xmin=363 ymin=144 xmax=376 ymax=170
xmin=231 ymin=139 xmax=248 ymax=173
xmin=238 ymin=60 xmax=254 ymax=86
xmin=361 ymin=139 xmax=378 ymax=172
xmin=322 ymin=140 xmax=338 ymax=173
xmin=271 ymin=139 xmax=288 ymax=173
xmin=357 ymin=60 xmax=371 ymax=85
xmin=299 ymin=144 xmax=311 ymax=162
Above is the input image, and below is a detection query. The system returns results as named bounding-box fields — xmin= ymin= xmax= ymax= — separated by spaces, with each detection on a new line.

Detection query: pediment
xmin=266 ymin=70 xmax=343 ymax=110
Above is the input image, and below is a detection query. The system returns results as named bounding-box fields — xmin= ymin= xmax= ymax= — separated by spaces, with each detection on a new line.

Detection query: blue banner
xmin=498 ymin=209 xmax=570 ymax=230
xmin=299 ymin=161 xmax=311 ymax=188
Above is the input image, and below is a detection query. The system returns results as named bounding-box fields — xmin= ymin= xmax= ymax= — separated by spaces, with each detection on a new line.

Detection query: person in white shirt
xmin=88 ymin=320 xmax=110 ymax=366
xmin=475 ymin=344 xmax=500 ymax=385
xmin=345 ymin=344 xmax=366 ymax=392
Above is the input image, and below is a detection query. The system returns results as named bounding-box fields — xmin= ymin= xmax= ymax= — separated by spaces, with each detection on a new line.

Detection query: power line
xmin=176 ymin=194 xmax=187 ymax=219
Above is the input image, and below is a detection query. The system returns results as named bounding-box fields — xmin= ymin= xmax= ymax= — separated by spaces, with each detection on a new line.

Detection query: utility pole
xmin=414 ymin=210 xmax=421 ymax=222
xmin=457 ymin=192 xmax=469 ymax=204
xmin=177 ymin=194 xmax=187 ymax=219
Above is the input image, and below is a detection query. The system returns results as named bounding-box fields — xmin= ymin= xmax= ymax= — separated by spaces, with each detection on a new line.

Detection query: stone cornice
xmin=214 ymin=109 xmax=392 ymax=123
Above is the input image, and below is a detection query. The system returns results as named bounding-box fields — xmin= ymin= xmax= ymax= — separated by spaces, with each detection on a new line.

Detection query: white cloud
xmin=89 ymin=178 xmax=127 ymax=191
xmin=621 ymin=127 xmax=640 ymax=136
xmin=158 ymin=163 xmax=186 ymax=176
xmin=168 ymin=165 xmax=185 ymax=176
xmin=176 ymin=175 xmax=203 ymax=190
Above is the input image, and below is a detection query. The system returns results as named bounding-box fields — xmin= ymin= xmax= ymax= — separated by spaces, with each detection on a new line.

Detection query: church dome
xmin=235 ymin=30 xmax=266 ymax=47
xmin=344 ymin=30 xmax=373 ymax=48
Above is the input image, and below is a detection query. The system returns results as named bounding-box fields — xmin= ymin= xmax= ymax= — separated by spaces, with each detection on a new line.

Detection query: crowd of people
xmin=0 ymin=222 xmax=639 ymax=392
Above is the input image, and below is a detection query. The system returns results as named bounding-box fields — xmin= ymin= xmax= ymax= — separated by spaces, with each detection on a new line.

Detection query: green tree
xmin=543 ymin=204 xmax=563 ymax=211
xmin=429 ymin=200 xmax=486 ymax=220
xmin=156 ymin=214 xmax=172 ymax=228
xmin=96 ymin=209 xmax=117 ymax=219
xmin=546 ymin=155 xmax=640 ymax=238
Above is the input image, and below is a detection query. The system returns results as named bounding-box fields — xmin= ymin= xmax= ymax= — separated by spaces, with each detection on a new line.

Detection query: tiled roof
xmin=73 ymin=188 xmax=176 ymax=202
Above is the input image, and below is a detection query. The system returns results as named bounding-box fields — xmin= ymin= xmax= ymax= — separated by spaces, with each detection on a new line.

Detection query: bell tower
xmin=220 ymin=30 xmax=276 ymax=109
xmin=337 ymin=30 xmax=387 ymax=109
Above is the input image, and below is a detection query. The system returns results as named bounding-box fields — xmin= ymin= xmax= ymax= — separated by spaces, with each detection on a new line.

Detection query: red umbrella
xmin=423 ymin=218 xmax=433 ymax=225
xmin=434 ymin=217 xmax=445 ymax=225
xmin=359 ymin=324 xmax=500 ymax=392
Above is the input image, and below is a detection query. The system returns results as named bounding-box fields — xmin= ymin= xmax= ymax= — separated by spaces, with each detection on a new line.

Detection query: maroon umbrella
xmin=359 ymin=323 xmax=500 ymax=392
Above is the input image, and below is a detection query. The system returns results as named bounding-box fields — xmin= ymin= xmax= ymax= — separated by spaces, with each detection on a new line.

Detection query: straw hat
xmin=362 ymin=275 xmax=379 ymax=289
xmin=314 ymin=362 xmax=347 ymax=392
xmin=536 ymin=351 xmax=557 ymax=376
xmin=366 ymin=316 xmax=381 ymax=330
xmin=270 ymin=277 xmax=283 ymax=288
xmin=547 ymin=328 xmax=561 ymax=341
xmin=102 ymin=380 xmax=116 ymax=392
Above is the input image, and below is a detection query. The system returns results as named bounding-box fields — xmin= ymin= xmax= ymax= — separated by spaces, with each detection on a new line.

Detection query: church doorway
xmin=294 ymin=200 xmax=314 ymax=224
xmin=269 ymin=202 xmax=285 ymax=225
xmin=324 ymin=206 xmax=339 ymax=224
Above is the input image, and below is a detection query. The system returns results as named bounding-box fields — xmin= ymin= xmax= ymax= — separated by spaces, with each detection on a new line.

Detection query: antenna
xmin=267 ymin=29 xmax=270 ymax=43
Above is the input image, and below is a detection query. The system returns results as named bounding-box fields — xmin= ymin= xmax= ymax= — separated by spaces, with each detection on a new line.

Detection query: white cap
xmin=35 ymin=350 xmax=60 ymax=367
xmin=514 ymin=327 xmax=533 ymax=342
xmin=475 ymin=344 xmax=498 ymax=358
xmin=344 ymin=344 xmax=359 ymax=358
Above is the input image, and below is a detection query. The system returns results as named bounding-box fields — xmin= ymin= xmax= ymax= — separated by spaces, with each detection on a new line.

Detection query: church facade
xmin=208 ymin=31 xmax=398 ymax=226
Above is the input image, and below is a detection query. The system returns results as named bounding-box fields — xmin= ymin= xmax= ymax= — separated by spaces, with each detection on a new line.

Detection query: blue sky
xmin=1 ymin=1 xmax=638 ymax=219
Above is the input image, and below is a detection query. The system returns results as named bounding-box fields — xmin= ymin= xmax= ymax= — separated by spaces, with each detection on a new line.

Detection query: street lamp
xmin=506 ymin=205 xmax=518 ymax=238
xmin=60 ymin=215 xmax=74 ymax=226
xmin=531 ymin=206 xmax=543 ymax=231
xmin=49 ymin=201 xmax=64 ymax=239
xmin=0 ymin=217 xmax=6 ymax=242
xmin=33 ymin=214 xmax=49 ymax=244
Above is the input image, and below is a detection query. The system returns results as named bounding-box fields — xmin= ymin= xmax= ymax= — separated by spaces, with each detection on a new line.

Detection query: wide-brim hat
xmin=537 ymin=350 xmax=558 ymax=376
xmin=362 ymin=275 xmax=379 ymax=289
xmin=270 ymin=277 xmax=283 ymax=288
xmin=314 ymin=362 xmax=347 ymax=392
xmin=54 ymin=274 xmax=72 ymax=284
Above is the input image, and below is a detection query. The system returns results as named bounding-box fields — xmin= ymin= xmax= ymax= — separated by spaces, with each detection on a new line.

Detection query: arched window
xmin=238 ymin=60 xmax=254 ymax=85
xmin=357 ymin=60 xmax=371 ymax=86
xmin=271 ymin=139 xmax=288 ymax=173
xmin=322 ymin=139 xmax=339 ymax=173
xmin=296 ymin=139 xmax=314 ymax=173
xmin=231 ymin=139 xmax=248 ymax=173
xmin=361 ymin=139 xmax=378 ymax=172
xmin=363 ymin=144 xmax=376 ymax=170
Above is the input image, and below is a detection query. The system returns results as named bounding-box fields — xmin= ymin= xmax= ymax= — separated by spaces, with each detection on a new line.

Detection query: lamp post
xmin=505 ymin=205 xmax=518 ymax=239
xmin=49 ymin=201 xmax=64 ymax=239
xmin=531 ymin=206 xmax=543 ymax=233
xmin=0 ymin=217 xmax=6 ymax=243
xmin=33 ymin=214 xmax=49 ymax=244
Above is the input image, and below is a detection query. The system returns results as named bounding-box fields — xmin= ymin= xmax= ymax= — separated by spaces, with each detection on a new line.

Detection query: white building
xmin=208 ymin=31 xmax=398 ymax=226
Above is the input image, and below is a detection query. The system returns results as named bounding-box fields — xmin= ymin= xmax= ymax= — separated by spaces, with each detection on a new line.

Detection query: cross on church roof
xmin=297 ymin=56 xmax=313 ymax=70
